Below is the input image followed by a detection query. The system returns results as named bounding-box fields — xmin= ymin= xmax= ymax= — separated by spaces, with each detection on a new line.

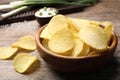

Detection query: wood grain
xmin=0 ymin=0 xmax=120 ymax=80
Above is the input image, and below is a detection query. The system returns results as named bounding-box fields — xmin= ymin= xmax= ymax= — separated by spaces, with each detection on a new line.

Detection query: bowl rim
xmin=35 ymin=25 xmax=118 ymax=60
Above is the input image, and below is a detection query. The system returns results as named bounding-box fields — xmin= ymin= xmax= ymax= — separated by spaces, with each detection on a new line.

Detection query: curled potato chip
xmin=104 ymin=24 xmax=113 ymax=44
xmin=0 ymin=47 xmax=18 ymax=59
xmin=70 ymin=18 xmax=90 ymax=31
xmin=89 ymin=21 xmax=100 ymax=26
xmin=79 ymin=26 xmax=108 ymax=51
xmin=48 ymin=27 xmax=75 ymax=54
xmin=19 ymin=35 xmax=33 ymax=41
xmin=14 ymin=53 xmax=38 ymax=73
xmin=103 ymin=21 xmax=114 ymax=44
xmin=67 ymin=18 xmax=79 ymax=38
xmin=40 ymin=26 xmax=51 ymax=39
xmin=42 ymin=39 xmax=49 ymax=50
xmin=102 ymin=21 xmax=114 ymax=31
xmin=78 ymin=43 xmax=90 ymax=56
xmin=72 ymin=38 xmax=90 ymax=57
xmin=12 ymin=36 xmax=36 ymax=50
xmin=18 ymin=38 xmax=36 ymax=50
xmin=72 ymin=38 xmax=84 ymax=57
xmin=40 ymin=15 xmax=68 ymax=39
xmin=12 ymin=42 xmax=20 ymax=48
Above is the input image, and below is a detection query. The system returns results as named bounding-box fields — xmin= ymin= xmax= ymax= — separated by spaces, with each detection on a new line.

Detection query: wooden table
xmin=0 ymin=0 xmax=120 ymax=80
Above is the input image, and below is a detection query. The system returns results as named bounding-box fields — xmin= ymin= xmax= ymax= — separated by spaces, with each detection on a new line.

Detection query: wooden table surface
xmin=0 ymin=0 xmax=120 ymax=80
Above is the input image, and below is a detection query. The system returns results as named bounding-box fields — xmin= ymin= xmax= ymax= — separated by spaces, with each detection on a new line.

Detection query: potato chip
xmin=12 ymin=42 xmax=20 ymax=47
xmin=102 ymin=21 xmax=114 ymax=44
xmin=67 ymin=18 xmax=79 ymax=38
xmin=89 ymin=46 xmax=108 ymax=56
xmin=78 ymin=43 xmax=90 ymax=56
xmin=40 ymin=15 xmax=68 ymax=39
xmin=89 ymin=21 xmax=100 ymax=26
xmin=42 ymin=39 xmax=49 ymax=50
xmin=104 ymin=24 xmax=113 ymax=44
xmin=12 ymin=36 xmax=36 ymax=50
xmin=90 ymin=25 xmax=108 ymax=42
xmin=88 ymin=51 xmax=99 ymax=56
xmin=48 ymin=27 xmax=75 ymax=54
xmin=14 ymin=53 xmax=38 ymax=73
xmin=102 ymin=21 xmax=114 ymax=31
xmin=72 ymin=38 xmax=84 ymax=57
xmin=40 ymin=26 xmax=51 ymax=39
xmin=0 ymin=47 xmax=18 ymax=59
xmin=19 ymin=35 xmax=34 ymax=40
xmin=79 ymin=26 xmax=108 ymax=51
xmin=70 ymin=18 xmax=90 ymax=31
xmin=18 ymin=37 xmax=36 ymax=50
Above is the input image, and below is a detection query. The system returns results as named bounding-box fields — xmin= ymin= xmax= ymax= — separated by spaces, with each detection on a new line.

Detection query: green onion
xmin=0 ymin=5 xmax=14 ymax=10
xmin=44 ymin=7 xmax=47 ymax=11
xmin=1 ymin=6 xmax=29 ymax=19
xmin=48 ymin=13 xmax=52 ymax=15
xmin=39 ymin=12 xmax=43 ymax=16
xmin=0 ymin=0 xmax=100 ymax=18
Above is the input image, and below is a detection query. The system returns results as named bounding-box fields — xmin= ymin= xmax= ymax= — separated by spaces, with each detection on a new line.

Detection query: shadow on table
xmin=51 ymin=57 xmax=120 ymax=80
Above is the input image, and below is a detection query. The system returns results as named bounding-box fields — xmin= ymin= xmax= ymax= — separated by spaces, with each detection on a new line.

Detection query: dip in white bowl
xmin=35 ymin=7 xmax=58 ymax=18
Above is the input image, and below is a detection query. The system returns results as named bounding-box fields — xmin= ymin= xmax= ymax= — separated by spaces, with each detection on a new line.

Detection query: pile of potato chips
xmin=0 ymin=35 xmax=39 ymax=73
xmin=40 ymin=14 xmax=114 ymax=57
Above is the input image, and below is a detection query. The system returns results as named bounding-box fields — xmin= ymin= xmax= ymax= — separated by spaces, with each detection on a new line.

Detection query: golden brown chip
xmin=48 ymin=27 xmax=75 ymax=54
xmin=42 ymin=39 xmax=49 ymax=50
xmin=102 ymin=21 xmax=114 ymax=31
xmin=90 ymin=21 xmax=101 ymax=26
xmin=103 ymin=21 xmax=114 ymax=44
xmin=0 ymin=47 xmax=18 ymax=59
xmin=12 ymin=42 xmax=20 ymax=48
xmin=72 ymin=38 xmax=84 ymax=57
xmin=67 ymin=18 xmax=79 ymax=38
xmin=78 ymin=43 xmax=90 ymax=56
xmin=13 ymin=53 xmax=38 ymax=73
xmin=40 ymin=15 xmax=68 ymax=39
xmin=79 ymin=26 xmax=108 ymax=51
xmin=19 ymin=35 xmax=34 ymax=40
xmin=70 ymin=18 xmax=90 ymax=31
xmin=12 ymin=36 xmax=36 ymax=50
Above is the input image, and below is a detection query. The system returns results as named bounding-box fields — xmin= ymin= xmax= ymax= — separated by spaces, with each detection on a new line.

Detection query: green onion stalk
xmin=0 ymin=0 xmax=100 ymax=19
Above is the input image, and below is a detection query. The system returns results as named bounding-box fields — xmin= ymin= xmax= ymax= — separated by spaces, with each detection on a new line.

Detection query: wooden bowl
xmin=35 ymin=25 xmax=118 ymax=73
